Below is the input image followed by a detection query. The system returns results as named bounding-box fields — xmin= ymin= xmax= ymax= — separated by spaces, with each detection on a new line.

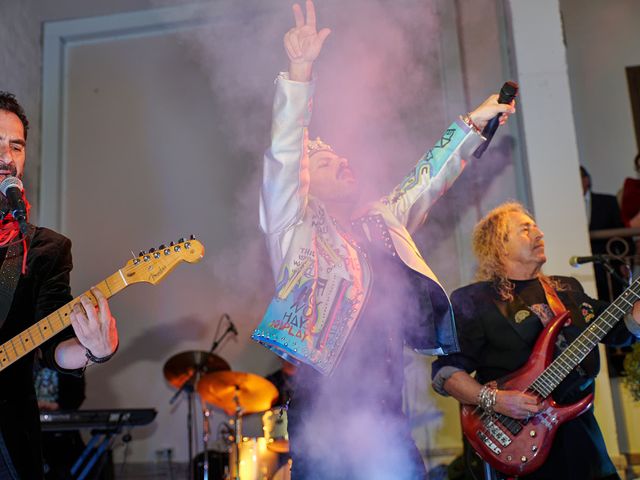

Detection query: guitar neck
xmin=0 ymin=269 xmax=128 ymax=372
xmin=530 ymin=276 xmax=640 ymax=397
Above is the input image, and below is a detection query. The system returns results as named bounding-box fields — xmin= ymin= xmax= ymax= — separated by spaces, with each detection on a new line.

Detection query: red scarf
xmin=0 ymin=197 xmax=31 ymax=274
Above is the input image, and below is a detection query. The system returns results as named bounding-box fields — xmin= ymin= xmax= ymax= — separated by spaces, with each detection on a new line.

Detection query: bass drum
xmin=192 ymin=450 xmax=229 ymax=480
xmin=229 ymin=437 xmax=278 ymax=480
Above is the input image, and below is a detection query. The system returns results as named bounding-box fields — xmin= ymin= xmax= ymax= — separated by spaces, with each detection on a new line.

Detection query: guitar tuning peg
xmin=169 ymin=241 xmax=175 ymax=247
xmin=158 ymin=244 xmax=166 ymax=250
xmin=149 ymin=247 xmax=156 ymax=253
xmin=189 ymin=234 xmax=196 ymax=240
xmin=138 ymin=251 xmax=146 ymax=257
xmin=178 ymin=237 xmax=185 ymax=243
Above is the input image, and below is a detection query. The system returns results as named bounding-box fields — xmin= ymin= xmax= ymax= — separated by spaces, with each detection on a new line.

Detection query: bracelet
xmin=477 ymin=385 xmax=498 ymax=415
xmin=85 ymin=340 xmax=119 ymax=364
xmin=460 ymin=113 xmax=482 ymax=135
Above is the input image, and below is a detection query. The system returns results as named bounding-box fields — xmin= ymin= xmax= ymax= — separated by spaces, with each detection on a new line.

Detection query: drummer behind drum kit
xmin=163 ymin=350 xmax=291 ymax=480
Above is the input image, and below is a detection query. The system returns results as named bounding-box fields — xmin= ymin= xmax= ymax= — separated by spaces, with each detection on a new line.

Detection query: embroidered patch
xmin=514 ymin=309 xmax=531 ymax=324
xmin=581 ymin=302 xmax=595 ymax=323
xmin=529 ymin=303 xmax=554 ymax=326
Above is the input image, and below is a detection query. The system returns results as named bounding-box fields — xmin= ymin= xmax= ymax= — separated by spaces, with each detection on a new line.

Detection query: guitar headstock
xmin=122 ymin=236 xmax=205 ymax=285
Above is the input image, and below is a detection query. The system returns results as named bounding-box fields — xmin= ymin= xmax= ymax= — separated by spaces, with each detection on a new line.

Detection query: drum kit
xmin=163 ymin=350 xmax=291 ymax=480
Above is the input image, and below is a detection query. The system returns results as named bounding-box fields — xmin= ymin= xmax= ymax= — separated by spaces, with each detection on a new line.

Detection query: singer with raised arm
xmin=251 ymin=1 xmax=515 ymax=478
xmin=432 ymin=202 xmax=640 ymax=480
xmin=0 ymin=91 xmax=119 ymax=479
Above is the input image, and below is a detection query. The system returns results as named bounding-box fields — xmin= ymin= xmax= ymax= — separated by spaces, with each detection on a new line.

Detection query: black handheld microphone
xmin=0 ymin=176 xmax=28 ymax=235
xmin=472 ymin=81 xmax=519 ymax=158
xmin=569 ymin=254 xmax=611 ymax=267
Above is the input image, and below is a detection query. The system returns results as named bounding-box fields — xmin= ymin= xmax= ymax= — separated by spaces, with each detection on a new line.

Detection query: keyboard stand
xmin=71 ymin=428 xmax=118 ymax=480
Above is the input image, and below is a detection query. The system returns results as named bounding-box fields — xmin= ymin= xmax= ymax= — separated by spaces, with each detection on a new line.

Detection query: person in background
xmin=620 ymin=153 xmax=640 ymax=228
xmin=266 ymin=359 xmax=297 ymax=407
xmin=580 ymin=165 xmax=631 ymax=300
xmin=34 ymin=352 xmax=86 ymax=480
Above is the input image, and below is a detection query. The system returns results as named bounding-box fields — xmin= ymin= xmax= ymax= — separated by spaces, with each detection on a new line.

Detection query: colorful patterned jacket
xmin=252 ymin=73 xmax=485 ymax=375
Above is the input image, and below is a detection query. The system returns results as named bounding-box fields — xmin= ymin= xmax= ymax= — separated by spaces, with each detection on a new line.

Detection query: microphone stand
xmin=168 ymin=321 xmax=236 ymax=480
xmin=169 ymin=322 xmax=236 ymax=405
xmin=599 ymin=258 xmax=630 ymax=289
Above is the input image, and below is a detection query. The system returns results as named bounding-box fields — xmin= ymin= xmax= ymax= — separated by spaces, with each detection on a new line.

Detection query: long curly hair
xmin=472 ymin=201 xmax=558 ymax=301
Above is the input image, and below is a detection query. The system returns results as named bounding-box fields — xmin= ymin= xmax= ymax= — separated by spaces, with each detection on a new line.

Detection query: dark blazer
xmin=589 ymin=192 xmax=624 ymax=233
xmin=0 ymin=226 xmax=75 ymax=479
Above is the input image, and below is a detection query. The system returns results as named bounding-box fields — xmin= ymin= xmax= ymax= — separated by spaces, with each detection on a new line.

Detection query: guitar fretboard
xmin=530 ymin=276 xmax=640 ymax=397
xmin=0 ymin=270 xmax=127 ymax=371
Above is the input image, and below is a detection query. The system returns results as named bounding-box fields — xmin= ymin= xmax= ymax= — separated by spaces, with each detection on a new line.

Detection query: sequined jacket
xmin=252 ymin=73 xmax=484 ymax=375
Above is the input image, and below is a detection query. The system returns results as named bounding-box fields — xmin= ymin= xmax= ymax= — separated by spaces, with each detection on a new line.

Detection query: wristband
xmin=460 ymin=113 xmax=482 ymax=135
xmin=85 ymin=340 xmax=119 ymax=364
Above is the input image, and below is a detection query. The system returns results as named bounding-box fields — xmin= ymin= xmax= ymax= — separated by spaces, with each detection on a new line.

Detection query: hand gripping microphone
xmin=0 ymin=176 xmax=28 ymax=235
xmin=473 ymin=81 xmax=519 ymax=158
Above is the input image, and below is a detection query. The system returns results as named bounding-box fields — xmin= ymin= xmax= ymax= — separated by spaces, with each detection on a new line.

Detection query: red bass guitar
xmin=460 ymin=278 xmax=639 ymax=476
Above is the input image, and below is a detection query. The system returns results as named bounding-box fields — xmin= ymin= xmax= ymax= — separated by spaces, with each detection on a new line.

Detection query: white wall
xmin=560 ymin=0 xmax=640 ymax=195
xmin=0 ymin=0 xmax=191 ymax=216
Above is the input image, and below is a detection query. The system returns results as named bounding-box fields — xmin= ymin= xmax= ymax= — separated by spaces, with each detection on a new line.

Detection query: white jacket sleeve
xmin=259 ymin=73 xmax=316 ymax=235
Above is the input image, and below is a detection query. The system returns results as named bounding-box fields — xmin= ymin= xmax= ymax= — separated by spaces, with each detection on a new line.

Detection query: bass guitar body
xmin=460 ymin=311 xmax=593 ymax=476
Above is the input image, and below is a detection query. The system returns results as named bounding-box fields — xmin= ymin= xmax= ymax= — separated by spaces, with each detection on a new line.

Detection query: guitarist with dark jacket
xmin=432 ymin=202 xmax=640 ymax=480
xmin=0 ymin=91 xmax=119 ymax=479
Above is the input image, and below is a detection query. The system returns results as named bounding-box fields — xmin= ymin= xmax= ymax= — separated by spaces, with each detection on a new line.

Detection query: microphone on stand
xmin=569 ymin=254 xmax=612 ymax=267
xmin=209 ymin=314 xmax=238 ymax=353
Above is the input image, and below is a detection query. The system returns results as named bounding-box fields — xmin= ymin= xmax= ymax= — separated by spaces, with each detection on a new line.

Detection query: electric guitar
xmin=461 ymin=277 xmax=640 ymax=476
xmin=0 ymin=236 xmax=204 ymax=372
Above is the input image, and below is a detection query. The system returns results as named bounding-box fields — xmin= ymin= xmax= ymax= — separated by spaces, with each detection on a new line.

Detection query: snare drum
xmin=261 ymin=407 xmax=289 ymax=453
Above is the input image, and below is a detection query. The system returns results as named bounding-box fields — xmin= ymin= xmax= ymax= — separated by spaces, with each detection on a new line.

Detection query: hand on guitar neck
xmin=0 ymin=237 xmax=205 ymax=374
xmin=54 ymin=286 xmax=118 ymax=370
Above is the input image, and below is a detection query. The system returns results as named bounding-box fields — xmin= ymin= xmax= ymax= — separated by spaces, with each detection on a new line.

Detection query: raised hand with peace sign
xmin=285 ymin=0 xmax=331 ymax=82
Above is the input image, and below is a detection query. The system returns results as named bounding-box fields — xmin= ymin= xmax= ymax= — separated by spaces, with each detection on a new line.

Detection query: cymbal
xmin=197 ymin=371 xmax=278 ymax=416
xmin=163 ymin=351 xmax=231 ymax=389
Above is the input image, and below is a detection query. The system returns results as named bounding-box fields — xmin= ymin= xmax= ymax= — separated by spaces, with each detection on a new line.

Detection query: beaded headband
xmin=307 ymin=136 xmax=334 ymax=157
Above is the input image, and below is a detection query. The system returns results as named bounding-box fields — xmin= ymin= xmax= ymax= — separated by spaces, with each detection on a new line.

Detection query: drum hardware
xmin=262 ymin=407 xmax=289 ymax=454
xmin=164 ymin=315 xmax=237 ymax=480
xmin=197 ymin=371 xmax=279 ymax=480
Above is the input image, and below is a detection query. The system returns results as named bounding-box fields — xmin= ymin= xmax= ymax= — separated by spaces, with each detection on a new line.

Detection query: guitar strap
xmin=0 ymin=224 xmax=35 ymax=330
xmin=540 ymin=276 xmax=569 ymax=318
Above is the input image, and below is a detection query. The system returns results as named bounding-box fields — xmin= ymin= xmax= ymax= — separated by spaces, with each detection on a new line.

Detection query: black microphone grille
xmin=498 ymin=80 xmax=518 ymax=103
xmin=0 ymin=176 xmax=23 ymax=196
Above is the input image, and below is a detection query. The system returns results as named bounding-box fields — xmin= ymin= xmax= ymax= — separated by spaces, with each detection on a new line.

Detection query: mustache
xmin=0 ymin=163 xmax=18 ymax=177
xmin=337 ymin=164 xmax=353 ymax=179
